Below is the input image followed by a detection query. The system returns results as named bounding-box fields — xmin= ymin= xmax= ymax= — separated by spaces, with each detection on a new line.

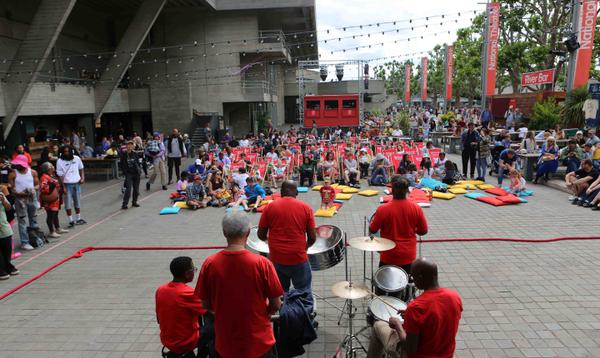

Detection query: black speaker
xmin=564 ymin=34 xmax=580 ymax=53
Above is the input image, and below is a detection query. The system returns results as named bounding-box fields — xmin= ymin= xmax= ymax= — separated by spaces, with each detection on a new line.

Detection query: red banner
xmin=446 ymin=45 xmax=454 ymax=100
xmin=421 ymin=57 xmax=428 ymax=101
xmin=404 ymin=63 xmax=411 ymax=104
xmin=573 ymin=0 xmax=598 ymax=89
xmin=485 ymin=2 xmax=500 ymax=96
xmin=521 ymin=69 xmax=555 ymax=87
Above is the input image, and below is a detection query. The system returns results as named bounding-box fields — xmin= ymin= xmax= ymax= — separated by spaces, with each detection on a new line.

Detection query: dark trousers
xmin=273 ymin=261 xmax=312 ymax=293
xmin=45 ymin=209 xmax=60 ymax=232
xmin=580 ymin=187 xmax=600 ymax=202
xmin=300 ymin=170 xmax=314 ymax=187
xmin=123 ymin=174 xmax=140 ymax=206
xmin=0 ymin=235 xmax=16 ymax=276
xmin=562 ymin=157 xmax=581 ymax=174
xmin=359 ymin=162 xmax=370 ymax=178
xmin=375 ymin=261 xmax=412 ymax=300
xmin=461 ymin=149 xmax=477 ymax=177
xmin=168 ymin=157 xmax=182 ymax=182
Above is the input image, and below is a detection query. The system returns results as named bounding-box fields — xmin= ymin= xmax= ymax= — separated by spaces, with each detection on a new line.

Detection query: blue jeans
xmin=498 ymin=166 xmax=507 ymax=185
xmin=370 ymin=167 xmax=388 ymax=185
xmin=476 ymin=157 xmax=488 ymax=180
xmin=14 ymin=198 xmax=38 ymax=245
xmin=64 ymin=183 xmax=81 ymax=210
xmin=562 ymin=157 xmax=580 ymax=174
xmin=274 ymin=261 xmax=312 ymax=293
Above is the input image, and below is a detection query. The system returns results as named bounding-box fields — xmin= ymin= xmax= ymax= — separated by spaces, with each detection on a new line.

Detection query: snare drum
xmin=374 ymin=265 xmax=409 ymax=293
xmin=367 ymin=296 xmax=407 ymax=326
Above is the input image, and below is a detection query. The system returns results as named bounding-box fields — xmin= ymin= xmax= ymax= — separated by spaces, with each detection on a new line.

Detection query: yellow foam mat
xmin=432 ymin=191 xmax=456 ymax=200
xmin=314 ymin=207 xmax=337 ymax=217
xmin=448 ymin=188 xmax=467 ymax=194
xmin=335 ymin=193 xmax=353 ymax=200
xmin=358 ymin=190 xmax=379 ymax=197
xmin=342 ymin=187 xmax=360 ymax=193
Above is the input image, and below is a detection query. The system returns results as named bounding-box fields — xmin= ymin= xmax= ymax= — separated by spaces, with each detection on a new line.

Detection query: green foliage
xmin=563 ymin=87 xmax=590 ymax=129
xmin=529 ymin=97 xmax=563 ymax=130
xmin=453 ymin=21 xmax=483 ymax=104
xmin=372 ymin=59 xmax=417 ymax=102
xmin=395 ymin=111 xmax=410 ymax=134
xmin=440 ymin=111 xmax=456 ymax=123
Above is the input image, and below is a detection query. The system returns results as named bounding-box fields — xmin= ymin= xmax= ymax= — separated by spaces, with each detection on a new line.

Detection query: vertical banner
xmin=485 ymin=2 xmax=501 ymax=96
xmin=573 ymin=0 xmax=598 ymax=89
xmin=405 ymin=63 xmax=411 ymax=104
xmin=445 ymin=45 xmax=454 ymax=101
xmin=421 ymin=57 xmax=428 ymax=102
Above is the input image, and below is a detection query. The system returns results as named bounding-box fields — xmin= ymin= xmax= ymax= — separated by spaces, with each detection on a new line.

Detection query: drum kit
xmin=246 ymin=222 xmax=416 ymax=358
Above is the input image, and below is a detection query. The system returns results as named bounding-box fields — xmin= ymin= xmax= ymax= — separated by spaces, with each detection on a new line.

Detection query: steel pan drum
xmin=246 ymin=225 xmax=344 ymax=271
xmin=368 ymin=296 xmax=406 ymax=324
xmin=374 ymin=265 xmax=409 ymax=293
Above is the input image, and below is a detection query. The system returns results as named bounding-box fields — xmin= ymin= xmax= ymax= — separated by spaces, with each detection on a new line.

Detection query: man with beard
xmin=56 ymin=146 xmax=86 ymax=227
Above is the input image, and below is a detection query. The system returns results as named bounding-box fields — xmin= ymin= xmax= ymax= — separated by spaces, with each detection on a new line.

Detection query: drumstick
xmin=367 ymin=288 xmax=404 ymax=312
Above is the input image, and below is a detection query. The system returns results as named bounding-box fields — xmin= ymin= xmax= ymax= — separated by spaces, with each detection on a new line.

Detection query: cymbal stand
xmin=337 ymin=233 xmax=352 ymax=325
xmin=335 ymin=268 xmax=367 ymax=358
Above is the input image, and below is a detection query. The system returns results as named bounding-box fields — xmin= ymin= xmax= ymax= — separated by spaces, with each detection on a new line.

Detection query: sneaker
xmin=583 ymin=201 xmax=591 ymax=208
xmin=146 ymin=182 xmax=151 ymax=191
xmin=132 ymin=203 xmax=140 ymax=207
xmin=577 ymin=200 xmax=584 ymax=206
xmin=56 ymin=228 xmax=69 ymax=234
xmin=48 ymin=232 xmax=61 ymax=238
xmin=0 ymin=273 xmax=9 ymax=280
xmin=75 ymin=219 xmax=87 ymax=225
xmin=162 ymin=186 xmax=168 ymax=190
xmin=68 ymin=221 xmax=75 ymax=228
xmin=9 ymin=268 xmax=19 ymax=276
xmin=121 ymin=206 xmax=128 ymax=210
xmin=571 ymin=199 xmax=580 ymax=205
xmin=592 ymin=205 xmax=600 ymax=211
xmin=121 ymin=187 xmax=125 ymax=194
xmin=568 ymin=195 xmax=576 ymax=201
xmin=21 ymin=244 xmax=34 ymax=251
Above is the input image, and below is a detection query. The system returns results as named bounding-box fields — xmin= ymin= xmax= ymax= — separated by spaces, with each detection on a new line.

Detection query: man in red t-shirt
xmin=196 ymin=212 xmax=283 ymax=358
xmin=155 ymin=256 xmax=207 ymax=357
xmin=367 ymin=258 xmax=463 ymax=358
xmin=258 ymin=180 xmax=316 ymax=293
xmin=369 ymin=175 xmax=428 ymax=279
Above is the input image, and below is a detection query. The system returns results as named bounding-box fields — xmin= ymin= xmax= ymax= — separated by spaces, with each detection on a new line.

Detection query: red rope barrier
xmin=3 ymin=236 xmax=600 ymax=301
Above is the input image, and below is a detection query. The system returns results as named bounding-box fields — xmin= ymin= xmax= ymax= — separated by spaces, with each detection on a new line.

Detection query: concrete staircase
xmin=191 ymin=127 xmax=209 ymax=148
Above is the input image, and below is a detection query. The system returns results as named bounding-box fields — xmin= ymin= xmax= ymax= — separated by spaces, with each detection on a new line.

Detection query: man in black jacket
xmin=167 ymin=128 xmax=187 ymax=184
xmin=121 ymin=141 xmax=141 ymax=209
xmin=460 ymin=123 xmax=481 ymax=179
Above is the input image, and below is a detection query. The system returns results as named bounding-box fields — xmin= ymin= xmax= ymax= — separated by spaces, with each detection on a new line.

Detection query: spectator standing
xmin=167 ymin=128 xmax=187 ymax=184
xmin=39 ymin=162 xmax=68 ymax=238
xmin=8 ymin=155 xmax=39 ymax=251
xmin=476 ymin=128 xmax=492 ymax=181
xmin=0 ymin=185 xmax=18 ymax=279
xmin=460 ymin=122 xmax=480 ymax=179
xmin=146 ymin=132 xmax=167 ymax=191
xmin=56 ymin=146 xmax=86 ymax=227
xmin=121 ymin=141 xmax=142 ymax=210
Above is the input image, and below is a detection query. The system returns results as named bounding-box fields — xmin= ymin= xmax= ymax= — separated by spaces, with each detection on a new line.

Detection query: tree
xmin=373 ymin=59 xmax=417 ymax=103
xmin=453 ymin=17 xmax=484 ymax=105
xmin=426 ymin=45 xmax=446 ymax=108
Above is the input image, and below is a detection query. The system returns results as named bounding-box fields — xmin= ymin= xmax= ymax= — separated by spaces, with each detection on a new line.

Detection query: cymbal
xmin=331 ymin=281 xmax=370 ymax=299
xmin=348 ymin=236 xmax=396 ymax=252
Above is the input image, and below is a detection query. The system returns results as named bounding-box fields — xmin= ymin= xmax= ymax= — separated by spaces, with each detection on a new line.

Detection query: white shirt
xmin=57 ymin=156 xmax=84 ymax=184
xmin=232 ymin=173 xmax=249 ymax=189
xmin=266 ymin=152 xmax=278 ymax=161
xmin=518 ymin=127 xmax=528 ymax=139
xmin=583 ymin=99 xmax=599 ymax=119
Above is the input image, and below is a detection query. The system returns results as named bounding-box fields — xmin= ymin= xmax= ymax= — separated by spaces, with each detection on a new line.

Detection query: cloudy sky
xmin=315 ymin=0 xmax=483 ymax=78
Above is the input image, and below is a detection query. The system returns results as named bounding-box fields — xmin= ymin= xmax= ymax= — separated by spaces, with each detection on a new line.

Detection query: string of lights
xmin=0 ymin=9 xmax=481 ymax=65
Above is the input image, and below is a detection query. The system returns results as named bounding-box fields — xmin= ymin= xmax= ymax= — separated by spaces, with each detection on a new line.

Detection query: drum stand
xmin=335 ymin=268 xmax=367 ymax=357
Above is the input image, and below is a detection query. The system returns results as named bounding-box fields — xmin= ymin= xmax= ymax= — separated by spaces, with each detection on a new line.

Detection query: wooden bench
xmin=82 ymin=158 xmax=120 ymax=181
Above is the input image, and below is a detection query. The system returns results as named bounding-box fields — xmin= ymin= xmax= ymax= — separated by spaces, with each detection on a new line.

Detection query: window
xmin=325 ymin=100 xmax=339 ymax=109
xmin=342 ymin=100 xmax=356 ymax=109
xmin=307 ymin=100 xmax=320 ymax=110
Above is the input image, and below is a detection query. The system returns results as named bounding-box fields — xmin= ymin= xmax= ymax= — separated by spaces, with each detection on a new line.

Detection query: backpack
xmin=28 ymin=227 xmax=48 ymax=248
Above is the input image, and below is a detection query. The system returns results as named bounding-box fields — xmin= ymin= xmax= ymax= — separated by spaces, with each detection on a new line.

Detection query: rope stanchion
xmin=2 ymin=236 xmax=600 ymax=301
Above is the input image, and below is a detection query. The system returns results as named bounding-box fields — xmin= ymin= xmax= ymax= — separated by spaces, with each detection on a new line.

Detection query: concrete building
xmin=0 ymin=0 xmax=317 ymax=150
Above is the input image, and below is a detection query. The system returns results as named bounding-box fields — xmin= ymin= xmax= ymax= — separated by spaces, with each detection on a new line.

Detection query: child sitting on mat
xmin=320 ymin=177 xmax=336 ymax=209
xmin=441 ymin=160 xmax=457 ymax=185
xmin=228 ymin=183 xmax=250 ymax=211
xmin=509 ymin=169 xmax=527 ymax=195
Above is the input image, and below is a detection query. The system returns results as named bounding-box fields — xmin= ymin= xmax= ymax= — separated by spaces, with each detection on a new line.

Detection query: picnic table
xmin=536 ymin=139 xmax=569 ymax=148
xmin=83 ymin=157 xmax=120 ymax=181
xmin=518 ymin=152 xmax=539 ymax=181
xmin=443 ymin=135 xmax=462 ymax=154
xmin=430 ymin=131 xmax=452 ymax=147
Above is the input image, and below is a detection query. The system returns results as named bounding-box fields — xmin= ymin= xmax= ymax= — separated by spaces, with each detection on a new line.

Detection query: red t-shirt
xmin=155 ymin=282 xmax=206 ymax=353
xmin=403 ymin=288 xmax=463 ymax=358
xmin=258 ymin=197 xmax=316 ymax=265
xmin=195 ymin=250 xmax=284 ymax=358
xmin=320 ymin=185 xmax=336 ymax=204
xmin=369 ymin=199 xmax=428 ymax=266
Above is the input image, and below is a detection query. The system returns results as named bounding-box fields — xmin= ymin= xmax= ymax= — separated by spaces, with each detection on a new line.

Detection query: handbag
xmin=40 ymin=188 xmax=59 ymax=204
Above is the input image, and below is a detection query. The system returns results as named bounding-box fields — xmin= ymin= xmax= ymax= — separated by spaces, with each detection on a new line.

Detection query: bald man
xmin=367 ymin=258 xmax=463 ymax=358
xmin=258 ymin=180 xmax=317 ymax=293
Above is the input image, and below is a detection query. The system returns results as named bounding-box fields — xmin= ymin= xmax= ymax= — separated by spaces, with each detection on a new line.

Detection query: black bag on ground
xmin=28 ymin=227 xmax=48 ymax=248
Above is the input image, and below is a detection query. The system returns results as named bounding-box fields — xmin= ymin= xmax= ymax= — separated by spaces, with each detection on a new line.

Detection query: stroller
xmin=489 ymin=142 xmax=506 ymax=176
